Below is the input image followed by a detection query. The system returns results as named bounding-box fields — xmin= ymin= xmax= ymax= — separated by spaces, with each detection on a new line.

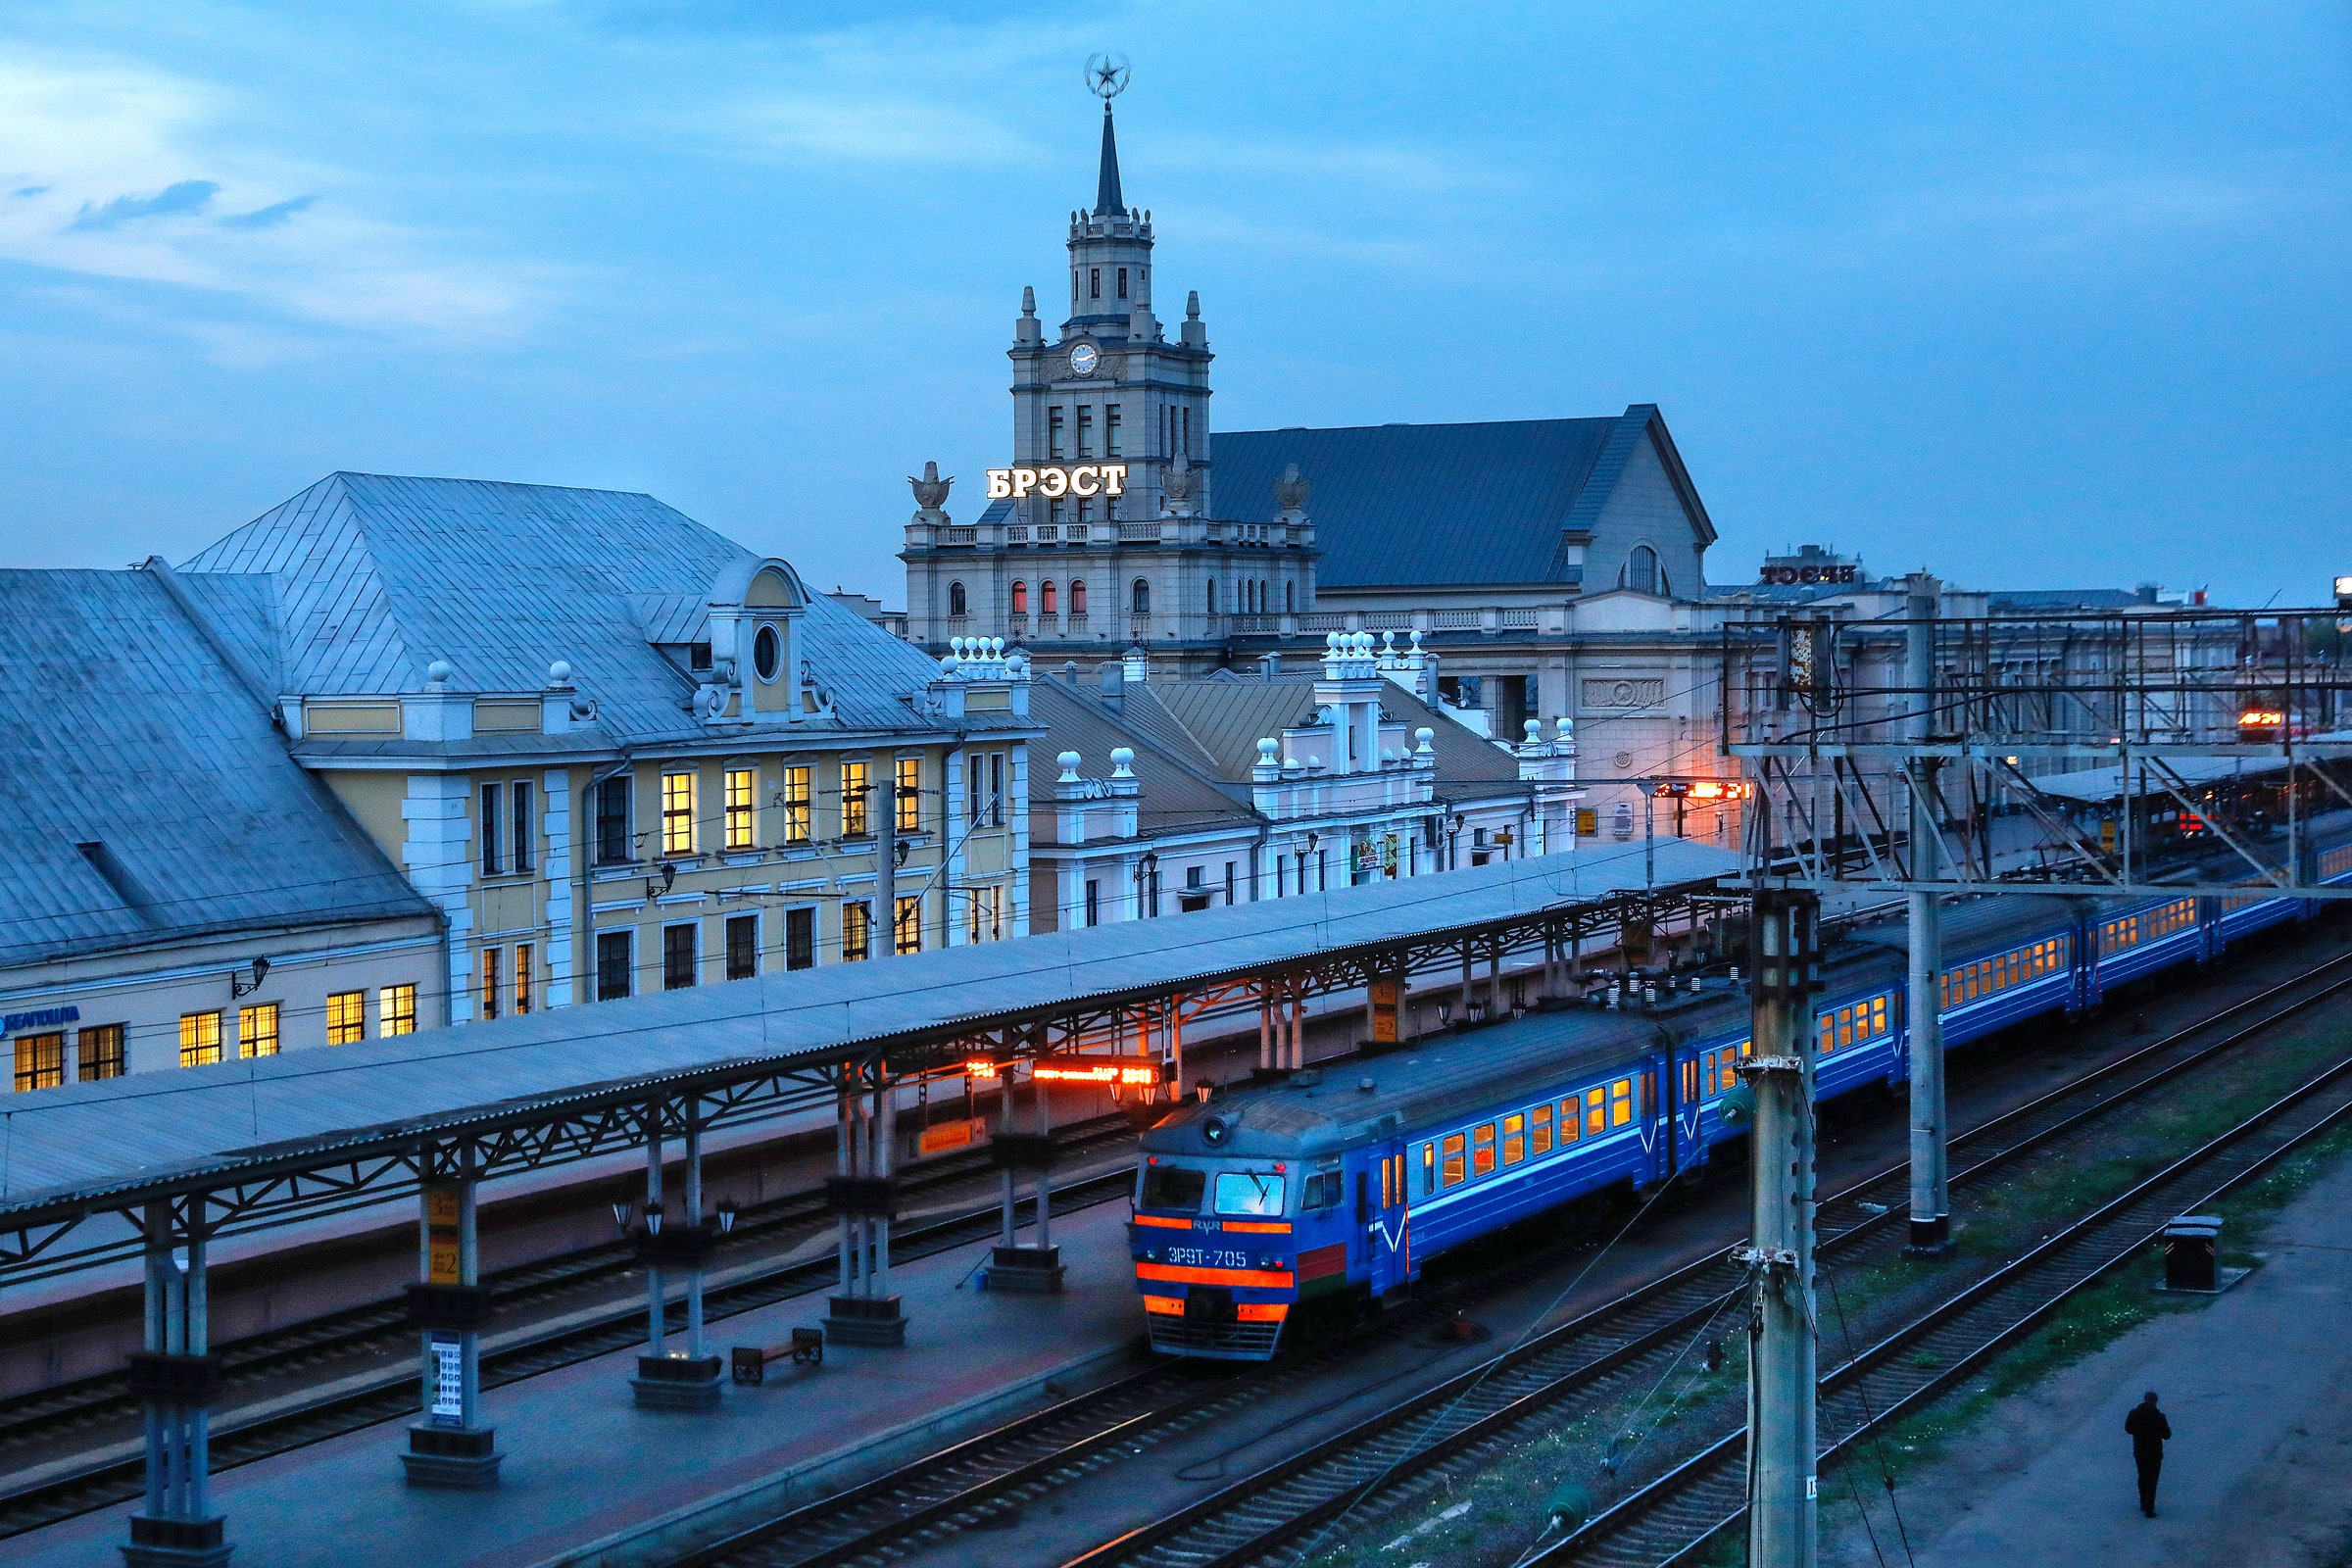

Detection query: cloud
xmin=220 ymin=194 xmax=318 ymax=229
xmin=13 ymin=186 xmax=51 ymax=197
xmin=66 ymin=177 xmax=220 ymax=231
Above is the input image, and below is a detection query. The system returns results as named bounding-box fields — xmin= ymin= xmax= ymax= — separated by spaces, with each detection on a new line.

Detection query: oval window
xmin=754 ymin=625 xmax=782 ymax=683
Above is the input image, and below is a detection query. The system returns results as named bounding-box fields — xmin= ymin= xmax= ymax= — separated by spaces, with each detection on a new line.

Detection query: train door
xmin=1360 ymin=1141 xmax=1408 ymax=1297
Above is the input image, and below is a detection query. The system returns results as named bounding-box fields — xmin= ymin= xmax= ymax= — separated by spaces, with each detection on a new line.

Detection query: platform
xmin=6 ymin=1200 xmax=1148 ymax=1568
xmin=1827 ymin=1145 xmax=2352 ymax=1566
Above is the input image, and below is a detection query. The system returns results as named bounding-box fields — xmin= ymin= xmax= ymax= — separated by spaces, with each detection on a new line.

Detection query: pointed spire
xmin=1094 ymin=100 xmax=1124 ymax=216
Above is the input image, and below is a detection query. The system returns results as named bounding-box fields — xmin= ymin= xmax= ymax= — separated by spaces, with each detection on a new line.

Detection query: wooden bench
xmin=729 ymin=1327 xmax=824 ymax=1384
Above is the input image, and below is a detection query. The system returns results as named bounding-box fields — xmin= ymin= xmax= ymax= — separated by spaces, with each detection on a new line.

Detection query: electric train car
xmin=1130 ymin=812 xmax=2352 ymax=1359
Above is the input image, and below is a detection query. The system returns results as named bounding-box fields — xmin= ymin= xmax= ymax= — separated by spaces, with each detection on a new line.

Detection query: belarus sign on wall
xmin=986 ymin=463 xmax=1131 ymax=500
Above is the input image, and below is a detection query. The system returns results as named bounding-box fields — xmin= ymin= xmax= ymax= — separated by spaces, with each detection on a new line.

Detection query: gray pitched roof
xmin=1208 ymin=405 xmax=1712 ymax=589
xmin=1027 ymin=679 xmax=1255 ymax=835
xmin=0 ymin=570 xmax=436 ymax=969
xmin=180 ymin=472 xmax=973 ymax=742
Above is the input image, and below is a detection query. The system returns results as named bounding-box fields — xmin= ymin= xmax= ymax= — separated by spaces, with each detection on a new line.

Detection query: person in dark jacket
xmin=2125 ymin=1391 xmax=2172 ymax=1516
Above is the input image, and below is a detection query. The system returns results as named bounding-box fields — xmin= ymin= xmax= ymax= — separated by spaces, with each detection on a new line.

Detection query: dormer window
xmin=690 ymin=641 xmax=713 ymax=672
xmin=754 ymin=625 xmax=782 ymax=682
xmin=1624 ymin=547 xmax=1661 ymax=597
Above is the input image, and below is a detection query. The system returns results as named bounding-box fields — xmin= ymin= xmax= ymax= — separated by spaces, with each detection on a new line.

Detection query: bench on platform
xmin=729 ymin=1327 xmax=825 ymax=1384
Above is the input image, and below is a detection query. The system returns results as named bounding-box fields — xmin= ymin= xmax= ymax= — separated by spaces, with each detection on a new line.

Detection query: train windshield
xmin=1142 ymin=1165 xmax=1206 ymax=1210
xmin=1213 ymin=1171 xmax=1287 ymax=1216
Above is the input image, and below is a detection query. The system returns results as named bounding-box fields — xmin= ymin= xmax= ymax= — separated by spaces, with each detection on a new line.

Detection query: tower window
xmin=1131 ymin=578 xmax=1152 ymax=614
xmin=1042 ymin=580 xmax=1057 ymax=613
xmin=949 ymin=580 xmax=967 ymax=616
xmin=1117 ymin=267 xmax=1128 ymax=299
xmin=1070 ymin=579 xmax=1087 ymax=613
xmin=1011 ymin=580 xmax=1028 ymax=614
xmin=1181 ymin=408 xmax=1192 ymax=457
xmin=1048 ymin=406 xmax=1065 ymax=458
xmin=1286 ymin=581 xmax=1298 ymax=612
xmin=1077 ymin=407 xmax=1095 ymax=458
xmin=1090 ymin=267 xmax=1101 ymax=299
xmin=1105 ymin=405 xmax=1121 ymax=457
xmin=1206 ymin=579 xmax=1217 ymax=613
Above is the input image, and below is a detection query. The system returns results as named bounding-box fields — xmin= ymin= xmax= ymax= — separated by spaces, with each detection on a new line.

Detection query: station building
xmin=4 ymin=474 xmax=1039 ymax=1086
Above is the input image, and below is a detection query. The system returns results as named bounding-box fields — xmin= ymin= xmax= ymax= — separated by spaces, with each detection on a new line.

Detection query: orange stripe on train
xmin=1135 ymin=1262 xmax=1296 ymax=1289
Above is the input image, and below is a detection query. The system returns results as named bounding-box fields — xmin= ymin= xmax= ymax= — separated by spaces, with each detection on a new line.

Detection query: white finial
xmin=948 ymin=636 xmax=965 ymax=661
xmin=1057 ymin=750 xmax=1082 ymax=782
xmin=1257 ymin=738 xmax=1279 ymax=761
xmin=426 ymin=660 xmax=453 ymax=685
xmin=1325 ymin=631 xmax=1342 ymax=651
xmin=547 ymin=660 xmax=572 ymax=687
xmin=1555 ymin=716 xmax=1574 ymax=740
xmin=1109 ymin=746 xmax=1136 ymax=778
xmin=1525 ymin=718 xmax=1543 ymax=742
xmin=1414 ymin=726 xmax=1436 ymax=758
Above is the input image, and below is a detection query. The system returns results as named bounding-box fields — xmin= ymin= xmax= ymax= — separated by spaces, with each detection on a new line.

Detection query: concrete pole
xmin=643 ymin=1104 xmax=665 ymax=1355
xmin=1904 ymin=572 xmax=1951 ymax=1253
xmin=1745 ymin=887 xmax=1820 ymax=1568
xmin=873 ymin=1069 xmax=896 ymax=1296
xmin=185 ymin=1225 xmax=210 ymax=1522
xmin=458 ymin=1148 xmax=482 ymax=1425
xmin=1258 ymin=993 xmax=1273 ymax=1072
xmin=1168 ymin=1002 xmax=1184 ymax=1096
xmin=1033 ymin=1063 xmax=1054 ymax=1249
xmin=142 ymin=1201 xmax=169 ymax=1520
xmin=839 ymin=1073 xmax=860 ymax=1291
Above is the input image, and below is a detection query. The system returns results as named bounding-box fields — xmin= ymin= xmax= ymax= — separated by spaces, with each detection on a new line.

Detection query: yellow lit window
xmin=1472 ymin=1123 xmax=1496 ymax=1176
xmin=1682 ymin=1057 xmax=1701 ymax=1104
xmin=662 ymin=771 xmax=697 ymax=855
xmin=179 ymin=1010 xmax=222 ymax=1068
xmin=14 ymin=1032 xmax=64 ymax=1092
xmin=327 ymin=991 xmax=366 ymax=1045
xmin=1441 ymin=1133 xmax=1467 ymax=1187
xmin=843 ymin=900 xmax=871 ymax=961
xmin=1838 ymin=1005 xmax=1854 ymax=1050
xmin=842 ymin=760 xmax=870 ymax=837
xmin=1872 ymin=997 xmax=1888 ymax=1038
xmin=782 ymin=765 xmax=811 ymax=844
xmin=1586 ymin=1086 xmax=1606 ymax=1136
xmin=237 ymin=1003 xmax=279 ymax=1058
xmin=1610 ymin=1078 xmax=1635 ymax=1128
xmin=1818 ymin=1016 xmax=1835 ymax=1054
xmin=896 ymin=758 xmax=921 ymax=834
xmin=1559 ymin=1100 xmax=1582 ymax=1144
xmin=1530 ymin=1102 xmax=1553 ymax=1155
xmin=1422 ymin=1141 xmax=1436 ymax=1196
xmin=514 ymin=944 xmax=533 ymax=1015
xmin=724 ymin=767 xmax=758 ymax=850
xmin=380 ymin=984 xmax=416 ymax=1037
xmin=895 ymin=894 xmax=923 ymax=956
xmin=480 ymin=947 xmax=502 ymax=1020
xmin=1502 ymin=1113 xmax=1526 ymax=1165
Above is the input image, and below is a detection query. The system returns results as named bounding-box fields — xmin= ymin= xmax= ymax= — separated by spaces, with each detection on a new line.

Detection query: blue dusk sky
xmin=1 ymin=3 xmax=2345 ymax=607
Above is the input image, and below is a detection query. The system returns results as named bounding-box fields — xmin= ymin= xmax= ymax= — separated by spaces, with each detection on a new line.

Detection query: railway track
xmin=643 ymin=946 xmax=2352 ymax=1568
xmin=1545 ymin=1028 xmax=2352 ymax=1566
xmin=0 ymin=1119 xmax=1139 ymax=1540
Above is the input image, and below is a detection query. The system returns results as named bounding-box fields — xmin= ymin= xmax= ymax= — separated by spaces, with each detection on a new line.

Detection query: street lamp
xmin=611 ymin=1192 xmax=636 ymax=1236
xmin=715 ymin=1198 xmax=738 ymax=1237
xmin=644 ymin=1200 xmax=664 ymax=1237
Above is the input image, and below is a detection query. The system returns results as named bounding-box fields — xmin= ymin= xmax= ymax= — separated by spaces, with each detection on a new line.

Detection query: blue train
xmin=1130 ymin=815 xmax=2352 ymax=1359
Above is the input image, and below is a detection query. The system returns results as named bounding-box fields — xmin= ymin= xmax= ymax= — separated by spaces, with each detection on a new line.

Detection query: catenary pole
xmin=1743 ymin=887 xmax=1822 ymax=1568
xmin=1904 ymin=572 xmax=1951 ymax=1252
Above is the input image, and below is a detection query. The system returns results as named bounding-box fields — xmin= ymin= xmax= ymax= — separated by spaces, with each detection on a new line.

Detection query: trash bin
xmin=2163 ymin=1215 xmax=2222 ymax=1291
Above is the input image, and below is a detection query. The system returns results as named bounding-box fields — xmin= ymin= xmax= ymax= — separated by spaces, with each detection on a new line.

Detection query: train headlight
xmin=1201 ymin=1115 xmax=1232 ymax=1147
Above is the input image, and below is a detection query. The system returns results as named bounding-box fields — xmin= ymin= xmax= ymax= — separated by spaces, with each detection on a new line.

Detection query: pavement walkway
xmin=9 ymin=1200 xmax=1145 ymax=1568
xmin=1830 ymin=1147 xmax=2352 ymax=1567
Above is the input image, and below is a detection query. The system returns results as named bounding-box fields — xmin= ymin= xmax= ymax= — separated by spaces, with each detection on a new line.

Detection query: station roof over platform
xmin=0 ymin=840 xmax=1742 ymax=1230
xmin=2028 ymin=739 xmax=2351 ymax=805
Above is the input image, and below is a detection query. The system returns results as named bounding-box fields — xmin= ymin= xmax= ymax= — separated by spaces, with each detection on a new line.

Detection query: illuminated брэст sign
xmin=986 ymin=463 xmax=1130 ymax=500
xmin=1759 ymin=564 xmax=1859 ymax=586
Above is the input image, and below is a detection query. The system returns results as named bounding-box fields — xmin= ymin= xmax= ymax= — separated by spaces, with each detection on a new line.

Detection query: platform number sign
xmin=428 ymin=1333 xmax=465 ymax=1427
xmin=1370 ymin=978 xmax=1400 ymax=1045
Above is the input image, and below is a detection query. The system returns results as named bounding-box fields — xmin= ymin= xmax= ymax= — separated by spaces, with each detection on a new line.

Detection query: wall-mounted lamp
xmin=230 ymin=956 xmax=271 ymax=999
xmin=644 ymin=862 xmax=677 ymax=904
xmin=715 ymin=1198 xmax=739 ymax=1236
xmin=611 ymin=1193 xmax=636 ymax=1235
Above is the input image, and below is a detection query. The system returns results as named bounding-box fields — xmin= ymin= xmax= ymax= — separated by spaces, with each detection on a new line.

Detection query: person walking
xmin=2125 ymin=1390 xmax=2172 ymax=1517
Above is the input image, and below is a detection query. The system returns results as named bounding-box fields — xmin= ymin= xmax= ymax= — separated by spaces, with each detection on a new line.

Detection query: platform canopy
xmin=0 ymin=839 xmax=1742 ymax=1232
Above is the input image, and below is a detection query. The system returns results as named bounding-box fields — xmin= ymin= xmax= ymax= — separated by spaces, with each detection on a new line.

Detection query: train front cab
xmin=1130 ymin=1145 xmax=1408 ymax=1360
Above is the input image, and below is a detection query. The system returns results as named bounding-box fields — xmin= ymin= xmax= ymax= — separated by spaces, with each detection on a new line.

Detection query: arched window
xmin=1011 ymin=581 xmax=1028 ymax=614
xmin=1041 ymin=580 xmax=1057 ymax=614
xmin=1070 ymin=579 xmax=1087 ymax=613
xmin=1131 ymin=578 xmax=1152 ymax=614
xmin=1625 ymin=546 xmax=1660 ymax=596
xmin=1205 ymin=579 xmax=1217 ymax=613
xmin=948 ymin=581 xmax=967 ymax=617
xmin=1285 ymin=581 xmax=1297 ymax=613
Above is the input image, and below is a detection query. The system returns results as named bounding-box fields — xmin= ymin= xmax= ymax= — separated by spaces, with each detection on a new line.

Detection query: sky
xmin=0 ymin=2 xmax=2345 ymax=608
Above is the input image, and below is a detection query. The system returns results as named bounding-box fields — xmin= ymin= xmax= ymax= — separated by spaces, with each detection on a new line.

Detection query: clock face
xmin=1067 ymin=341 xmax=1100 ymax=377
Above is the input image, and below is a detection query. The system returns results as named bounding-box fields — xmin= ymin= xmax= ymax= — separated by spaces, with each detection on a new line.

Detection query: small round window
xmin=753 ymin=625 xmax=782 ymax=683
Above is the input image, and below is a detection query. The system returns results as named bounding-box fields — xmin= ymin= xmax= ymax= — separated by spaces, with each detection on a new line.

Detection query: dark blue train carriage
xmin=1129 ymin=813 xmax=2352 ymax=1359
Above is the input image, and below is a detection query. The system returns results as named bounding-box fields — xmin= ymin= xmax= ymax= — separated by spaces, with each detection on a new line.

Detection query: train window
xmin=1303 ymin=1171 xmax=1343 ymax=1209
xmin=1380 ymin=1157 xmax=1395 ymax=1208
xmin=1610 ymin=1078 xmax=1635 ymax=1128
xmin=1682 ymin=1059 xmax=1700 ymax=1103
xmin=1502 ymin=1113 xmax=1526 ymax=1164
xmin=1586 ymin=1087 xmax=1607 ymax=1136
xmin=1213 ymin=1171 xmax=1286 ymax=1216
xmin=1442 ymin=1134 xmax=1467 ymax=1187
xmin=1872 ymin=997 xmax=1888 ymax=1037
xmin=1558 ymin=1100 xmax=1581 ymax=1144
xmin=1838 ymin=1005 xmax=1855 ymax=1050
xmin=1143 ymin=1166 xmax=1205 ymax=1210
xmin=1817 ymin=1015 xmax=1835 ymax=1055
xmin=1423 ymin=1143 xmax=1436 ymax=1197
xmin=1531 ymin=1102 xmax=1554 ymax=1154
xmin=1472 ymin=1124 xmax=1496 ymax=1177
